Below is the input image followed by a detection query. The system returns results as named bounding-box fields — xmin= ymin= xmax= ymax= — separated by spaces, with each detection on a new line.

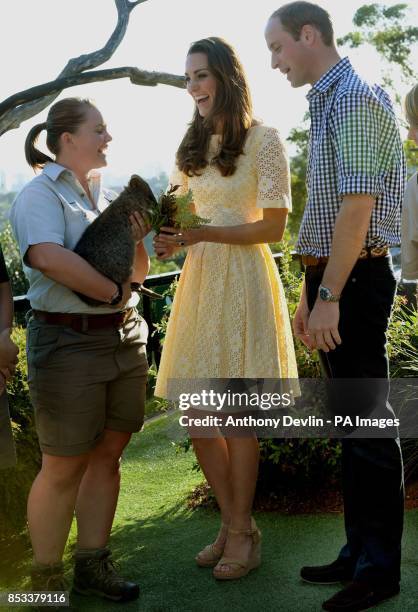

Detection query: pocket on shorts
xmin=27 ymin=323 xmax=62 ymax=369
xmin=124 ymin=312 xmax=149 ymax=345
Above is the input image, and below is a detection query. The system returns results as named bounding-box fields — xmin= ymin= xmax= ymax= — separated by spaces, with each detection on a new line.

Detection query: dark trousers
xmin=305 ymin=255 xmax=404 ymax=585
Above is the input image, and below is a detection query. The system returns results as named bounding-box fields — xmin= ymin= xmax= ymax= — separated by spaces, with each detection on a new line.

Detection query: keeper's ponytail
xmin=24 ymin=97 xmax=96 ymax=172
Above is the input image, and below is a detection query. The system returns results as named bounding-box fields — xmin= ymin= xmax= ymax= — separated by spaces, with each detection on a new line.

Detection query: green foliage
xmin=0 ymin=223 xmax=28 ymax=297
xmin=338 ymin=3 xmax=418 ymax=84
xmin=171 ymin=245 xmax=418 ymax=500
xmin=275 ymin=242 xmax=321 ymax=378
xmin=152 ymin=278 xmax=178 ymax=344
xmin=0 ymin=327 xmax=40 ymax=539
xmin=150 ymin=187 xmax=210 ymax=233
xmin=382 ymin=4 xmax=409 ymax=20
xmin=257 ymin=438 xmax=341 ymax=492
xmin=373 ymin=27 xmax=418 ymax=78
xmin=287 ymin=121 xmax=309 ymax=241
xmin=149 ymin=255 xmax=180 ymax=276
xmin=172 ymin=190 xmax=211 ymax=230
xmin=338 ymin=32 xmax=363 ymax=48
xmin=353 ymin=3 xmax=381 ymax=27
xmin=387 ymin=296 xmax=418 ymax=377
xmin=0 ymin=192 xmax=16 ymax=232
xmin=404 ymin=140 xmax=418 ymax=175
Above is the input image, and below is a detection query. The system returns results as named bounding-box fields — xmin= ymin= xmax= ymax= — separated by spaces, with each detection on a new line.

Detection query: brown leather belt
xmin=32 ymin=308 xmax=133 ymax=332
xmin=302 ymin=246 xmax=389 ymax=268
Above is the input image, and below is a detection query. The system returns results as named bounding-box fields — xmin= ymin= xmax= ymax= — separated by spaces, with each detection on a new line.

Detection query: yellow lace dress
xmin=154 ymin=125 xmax=298 ymax=398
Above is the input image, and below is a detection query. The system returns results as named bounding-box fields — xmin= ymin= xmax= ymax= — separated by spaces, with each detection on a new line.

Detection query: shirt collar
xmin=42 ymin=162 xmax=69 ymax=181
xmin=42 ymin=162 xmax=102 ymax=187
xmin=307 ymin=56 xmax=352 ymax=100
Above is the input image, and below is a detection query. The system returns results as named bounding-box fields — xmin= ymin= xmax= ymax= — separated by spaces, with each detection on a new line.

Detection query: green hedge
xmin=2 ymin=240 xmax=418 ymax=524
xmin=0 ymin=327 xmax=40 ymax=539
xmin=175 ymin=246 xmax=418 ymax=503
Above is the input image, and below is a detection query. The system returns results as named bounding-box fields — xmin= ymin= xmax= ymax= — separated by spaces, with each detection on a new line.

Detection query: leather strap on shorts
xmin=32 ymin=308 xmax=133 ymax=332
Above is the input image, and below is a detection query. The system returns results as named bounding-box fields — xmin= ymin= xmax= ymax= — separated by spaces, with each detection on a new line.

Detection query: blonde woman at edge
xmin=401 ymin=83 xmax=418 ymax=288
xmin=153 ymin=37 xmax=298 ymax=581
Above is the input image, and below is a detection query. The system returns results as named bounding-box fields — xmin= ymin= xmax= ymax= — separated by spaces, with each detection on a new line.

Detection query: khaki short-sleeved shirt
xmin=10 ymin=162 xmax=139 ymax=313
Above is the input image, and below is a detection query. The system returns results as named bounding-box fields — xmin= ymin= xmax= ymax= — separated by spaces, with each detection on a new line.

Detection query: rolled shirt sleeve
xmin=255 ymin=127 xmax=292 ymax=210
xmin=331 ymin=94 xmax=401 ymax=197
xmin=10 ymin=182 xmax=65 ymax=265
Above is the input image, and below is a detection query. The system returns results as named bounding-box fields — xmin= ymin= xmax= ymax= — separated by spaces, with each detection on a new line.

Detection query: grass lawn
xmin=1 ymin=412 xmax=418 ymax=611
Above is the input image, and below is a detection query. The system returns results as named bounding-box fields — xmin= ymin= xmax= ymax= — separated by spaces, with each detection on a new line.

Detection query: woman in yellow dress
xmin=154 ymin=37 xmax=298 ymax=580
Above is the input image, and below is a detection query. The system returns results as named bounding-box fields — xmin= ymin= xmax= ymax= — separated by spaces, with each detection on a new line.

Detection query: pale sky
xmin=1 ymin=0 xmax=417 ymax=190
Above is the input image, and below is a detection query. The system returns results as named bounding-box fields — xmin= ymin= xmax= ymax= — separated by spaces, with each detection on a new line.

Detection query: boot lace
xmin=92 ymin=553 xmax=124 ymax=587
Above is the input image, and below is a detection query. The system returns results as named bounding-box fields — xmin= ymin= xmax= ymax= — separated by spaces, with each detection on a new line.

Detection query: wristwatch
xmin=109 ymin=282 xmax=123 ymax=306
xmin=318 ymin=285 xmax=341 ymax=303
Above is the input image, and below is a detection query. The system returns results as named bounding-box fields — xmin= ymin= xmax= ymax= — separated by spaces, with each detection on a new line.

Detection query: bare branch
xmin=1 ymin=0 xmax=146 ymax=134
xmin=0 ymin=68 xmax=185 ymax=135
xmin=127 ymin=0 xmax=149 ymax=10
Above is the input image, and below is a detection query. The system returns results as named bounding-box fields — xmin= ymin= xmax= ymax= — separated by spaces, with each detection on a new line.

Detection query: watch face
xmin=319 ymin=286 xmax=330 ymax=301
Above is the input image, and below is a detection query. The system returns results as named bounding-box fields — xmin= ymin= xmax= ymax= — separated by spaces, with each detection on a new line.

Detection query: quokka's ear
xmin=128 ymin=175 xmax=157 ymax=202
xmin=128 ymin=175 xmax=148 ymax=190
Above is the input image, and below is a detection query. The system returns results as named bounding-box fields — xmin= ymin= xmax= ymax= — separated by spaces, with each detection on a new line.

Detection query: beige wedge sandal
xmin=195 ymin=522 xmax=229 ymax=568
xmin=213 ymin=518 xmax=261 ymax=580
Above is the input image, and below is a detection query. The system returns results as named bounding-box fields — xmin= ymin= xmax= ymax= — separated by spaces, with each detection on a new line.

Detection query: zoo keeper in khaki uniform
xmin=10 ymin=97 xmax=149 ymax=603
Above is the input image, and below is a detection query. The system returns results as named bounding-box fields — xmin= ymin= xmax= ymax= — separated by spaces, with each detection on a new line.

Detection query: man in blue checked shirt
xmin=265 ymin=3 xmax=406 ymax=611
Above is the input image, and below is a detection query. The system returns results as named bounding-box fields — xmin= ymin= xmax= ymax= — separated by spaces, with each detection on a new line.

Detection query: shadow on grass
xmin=74 ymin=504 xmax=418 ymax=612
xmin=2 ymin=413 xmax=418 ymax=611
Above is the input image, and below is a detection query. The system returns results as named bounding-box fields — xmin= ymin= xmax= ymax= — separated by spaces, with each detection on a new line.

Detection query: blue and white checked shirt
xmin=296 ymin=57 xmax=406 ymax=257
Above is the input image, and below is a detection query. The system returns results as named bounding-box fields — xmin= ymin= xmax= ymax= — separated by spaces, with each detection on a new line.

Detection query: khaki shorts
xmin=0 ymin=392 xmax=17 ymax=468
xmin=26 ymin=310 xmax=149 ymax=456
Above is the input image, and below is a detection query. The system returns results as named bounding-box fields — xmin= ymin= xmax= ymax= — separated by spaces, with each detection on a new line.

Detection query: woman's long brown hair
xmin=177 ymin=37 xmax=257 ymax=178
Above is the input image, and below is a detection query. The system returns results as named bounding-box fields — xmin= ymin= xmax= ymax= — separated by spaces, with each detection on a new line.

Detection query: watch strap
xmin=109 ymin=282 xmax=123 ymax=306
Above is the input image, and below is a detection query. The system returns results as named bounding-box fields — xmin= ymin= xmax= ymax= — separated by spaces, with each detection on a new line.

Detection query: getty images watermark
xmin=165 ymin=378 xmax=418 ymax=438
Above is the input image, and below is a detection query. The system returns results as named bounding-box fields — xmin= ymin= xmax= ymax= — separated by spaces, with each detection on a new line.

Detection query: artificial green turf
xmin=1 ymin=413 xmax=418 ymax=611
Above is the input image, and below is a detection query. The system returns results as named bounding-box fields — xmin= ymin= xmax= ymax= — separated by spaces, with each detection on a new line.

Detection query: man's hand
xmin=293 ymin=295 xmax=314 ymax=350
xmin=0 ymin=328 xmax=19 ymax=374
xmin=307 ymin=301 xmax=342 ymax=352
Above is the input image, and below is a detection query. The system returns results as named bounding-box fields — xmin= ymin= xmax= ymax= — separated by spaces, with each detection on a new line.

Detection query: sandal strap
xmin=217 ymin=556 xmax=247 ymax=569
xmin=228 ymin=527 xmax=257 ymax=536
xmin=227 ymin=517 xmax=259 ymax=537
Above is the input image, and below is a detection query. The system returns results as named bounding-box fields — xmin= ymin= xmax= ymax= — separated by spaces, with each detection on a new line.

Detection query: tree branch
xmin=128 ymin=0 xmax=148 ymax=9
xmin=0 ymin=68 xmax=185 ymax=135
xmin=0 ymin=0 xmax=147 ymax=135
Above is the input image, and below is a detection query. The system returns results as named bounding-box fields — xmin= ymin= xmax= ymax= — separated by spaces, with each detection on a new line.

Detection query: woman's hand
xmin=0 ymin=329 xmax=18 ymax=374
xmin=292 ymin=282 xmax=314 ymax=350
xmin=153 ymin=226 xmax=207 ymax=260
xmin=157 ymin=226 xmax=207 ymax=249
xmin=153 ymin=239 xmax=178 ymax=260
xmin=130 ymin=211 xmax=151 ymax=243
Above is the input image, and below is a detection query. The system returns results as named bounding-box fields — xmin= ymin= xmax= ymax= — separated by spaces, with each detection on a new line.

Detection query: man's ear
xmin=300 ymin=24 xmax=317 ymax=47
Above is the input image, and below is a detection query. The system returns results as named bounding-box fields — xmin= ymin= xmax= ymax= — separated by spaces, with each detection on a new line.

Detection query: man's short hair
xmin=271 ymin=1 xmax=334 ymax=47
